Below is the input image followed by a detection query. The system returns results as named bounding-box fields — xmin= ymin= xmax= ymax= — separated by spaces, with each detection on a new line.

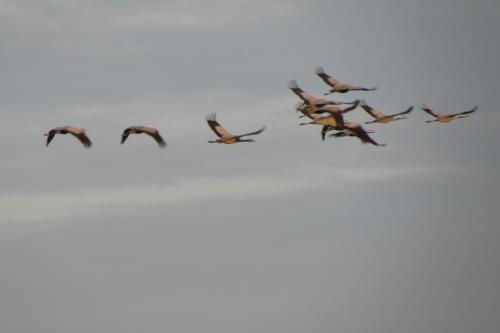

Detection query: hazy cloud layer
xmin=1 ymin=0 xmax=499 ymax=332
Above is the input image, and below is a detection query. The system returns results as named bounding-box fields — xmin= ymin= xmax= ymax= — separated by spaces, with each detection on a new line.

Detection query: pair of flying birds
xmin=44 ymin=115 xmax=266 ymax=148
xmin=290 ymin=66 xmax=477 ymax=145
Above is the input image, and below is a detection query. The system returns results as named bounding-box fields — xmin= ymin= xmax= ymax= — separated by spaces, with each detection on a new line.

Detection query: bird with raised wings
xmin=121 ymin=126 xmax=167 ymax=148
xmin=421 ymin=104 xmax=478 ymax=124
xmin=44 ymin=126 xmax=92 ymax=148
xmin=360 ymin=99 xmax=413 ymax=124
xmin=315 ymin=66 xmax=377 ymax=95
xmin=288 ymin=80 xmax=357 ymax=112
xmin=206 ymin=113 xmax=265 ymax=144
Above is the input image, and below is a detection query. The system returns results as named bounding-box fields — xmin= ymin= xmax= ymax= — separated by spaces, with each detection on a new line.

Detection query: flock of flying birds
xmin=43 ymin=66 xmax=478 ymax=148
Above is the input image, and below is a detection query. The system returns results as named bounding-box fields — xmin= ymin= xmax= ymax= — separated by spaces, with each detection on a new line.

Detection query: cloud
xmin=0 ymin=163 xmax=438 ymax=222
xmin=0 ymin=0 xmax=304 ymax=39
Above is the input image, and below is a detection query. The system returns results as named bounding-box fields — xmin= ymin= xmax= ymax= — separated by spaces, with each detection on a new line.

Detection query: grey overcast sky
xmin=1 ymin=0 xmax=499 ymax=332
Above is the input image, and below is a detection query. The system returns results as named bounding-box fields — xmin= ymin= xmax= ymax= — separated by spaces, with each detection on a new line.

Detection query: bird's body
xmin=315 ymin=66 xmax=377 ymax=95
xmin=360 ymin=100 xmax=413 ymax=124
xmin=421 ymin=105 xmax=478 ymax=123
xmin=44 ymin=126 xmax=92 ymax=148
xmin=206 ymin=114 xmax=265 ymax=144
xmin=121 ymin=126 xmax=167 ymax=148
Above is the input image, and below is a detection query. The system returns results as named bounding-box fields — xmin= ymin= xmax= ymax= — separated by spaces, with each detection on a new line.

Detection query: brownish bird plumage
xmin=421 ymin=104 xmax=478 ymax=123
xmin=206 ymin=114 xmax=265 ymax=144
xmin=121 ymin=126 xmax=167 ymax=148
xmin=360 ymin=99 xmax=413 ymax=124
xmin=44 ymin=126 xmax=92 ymax=148
xmin=315 ymin=66 xmax=377 ymax=95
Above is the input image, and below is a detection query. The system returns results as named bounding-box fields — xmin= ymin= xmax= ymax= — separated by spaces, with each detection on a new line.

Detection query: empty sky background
xmin=1 ymin=0 xmax=499 ymax=332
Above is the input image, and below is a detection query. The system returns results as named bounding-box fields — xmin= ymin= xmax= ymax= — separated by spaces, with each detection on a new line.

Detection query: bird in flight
xmin=206 ymin=113 xmax=265 ymax=144
xmin=329 ymin=121 xmax=386 ymax=146
xmin=288 ymin=80 xmax=357 ymax=113
xmin=315 ymin=66 xmax=377 ymax=95
xmin=121 ymin=126 xmax=167 ymax=148
xmin=44 ymin=126 xmax=92 ymax=148
xmin=360 ymin=99 xmax=413 ymax=124
xmin=421 ymin=105 xmax=478 ymax=123
xmin=299 ymin=101 xmax=360 ymax=140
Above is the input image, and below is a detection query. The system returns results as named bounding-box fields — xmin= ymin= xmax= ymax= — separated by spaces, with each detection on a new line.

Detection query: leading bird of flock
xmin=315 ymin=66 xmax=377 ymax=95
xmin=421 ymin=104 xmax=478 ymax=123
xmin=121 ymin=126 xmax=167 ymax=148
xmin=44 ymin=126 xmax=92 ymax=148
xmin=206 ymin=113 xmax=265 ymax=144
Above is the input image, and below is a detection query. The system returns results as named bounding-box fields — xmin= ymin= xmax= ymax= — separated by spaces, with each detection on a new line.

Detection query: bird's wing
xmin=145 ymin=130 xmax=167 ymax=148
xmin=340 ymin=100 xmax=360 ymax=114
xmin=360 ymin=100 xmax=385 ymax=118
xmin=288 ymin=80 xmax=316 ymax=104
xmin=315 ymin=66 xmax=340 ymax=87
xmin=46 ymin=130 xmax=56 ymax=146
xmin=347 ymin=123 xmax=384 ymax=146
xmin=71 ymin=131 xmax=92 ymax=148
xmin=321 ymin=125 xmax=333 ymax=141
xmin=391 ymin=106 xmax=414 ymax=117
xmin=121 ymin=127 xmax=131 ymax=144
xmin=317 ymin=108 xmax=344 ymax=128
xmin=421 ymin=105 xmax=443 ymax=118
xmin=206 ymin=113 xmax=234 ymax=138
xmin=453 ymin=106 xmax=478 ymax=116
xmin=237 ymin=126 xmax=266 ymax=138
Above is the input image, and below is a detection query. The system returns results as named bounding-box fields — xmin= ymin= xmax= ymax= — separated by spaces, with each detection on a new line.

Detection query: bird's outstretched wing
xmin=72 ymin=132 xmax=92 ymax=148
xmin=288 ymin=80 xmax=315 ymax=104
xmin=315 ymin=66 xmax=340 ymax=86
xmin=237 ymin=126 xmax=266 ymax=138
xmin=452 ymin=106 xmax=478 ymax=116
xmin=360 ymin=99 xmax=385 ymax=118
xmin=421 ymin=104 xmax=443 ymax=118
xmin=391 ymin=106 xmax=414 ymax=117
xmin=121 ymin=128 xmax=131 ymax=144
xmin=146 ymin=130 xmax=167 ymax=148
xmin=345 ymin=123 xmax=386 ymax=146
xmin=45 ymin=130 xmax=56 ymax=146
xmin=206 ymin=113 xmax=234 ymax=138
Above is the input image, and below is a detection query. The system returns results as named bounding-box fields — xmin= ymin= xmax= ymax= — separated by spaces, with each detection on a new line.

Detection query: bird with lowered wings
xmin=121 ymin=126 xmax=167 ymax=148
xmin=44 ymin=126 xmax=92 ymax=148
